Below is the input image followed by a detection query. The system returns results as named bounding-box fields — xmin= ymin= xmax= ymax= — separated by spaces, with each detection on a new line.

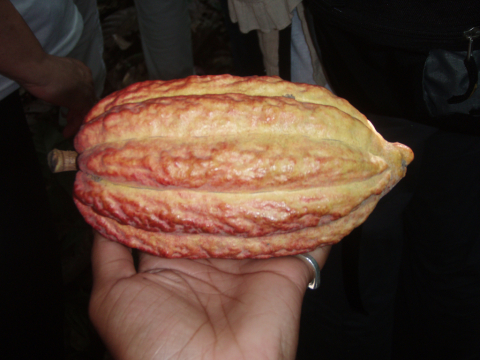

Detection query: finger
xmin=291 ymin=245 xmax=332 ymax=290
xmin=91 ymin=231 xmax=137 ymax=289
xmin=308 ymin=244 xmax=332 ymax=270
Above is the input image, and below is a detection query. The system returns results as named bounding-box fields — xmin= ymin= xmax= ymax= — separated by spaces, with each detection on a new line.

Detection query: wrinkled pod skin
xmin=73 ymin=75 xmax=414 ymax=259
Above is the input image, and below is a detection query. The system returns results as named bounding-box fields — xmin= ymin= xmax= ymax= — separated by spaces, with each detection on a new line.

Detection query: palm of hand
xmin=89 ymin=233 xmax=320 ymax=360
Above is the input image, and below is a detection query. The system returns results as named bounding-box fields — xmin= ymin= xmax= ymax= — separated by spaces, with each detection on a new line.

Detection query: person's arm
xmin=89 ymin=232 xmax=331 ymax=360
xmin=0 ymin=0 xmax=96 ymax=137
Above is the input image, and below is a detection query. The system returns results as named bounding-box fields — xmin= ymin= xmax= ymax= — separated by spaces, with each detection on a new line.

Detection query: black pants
xmin=0 ymin=91 xmax=65 ymax=359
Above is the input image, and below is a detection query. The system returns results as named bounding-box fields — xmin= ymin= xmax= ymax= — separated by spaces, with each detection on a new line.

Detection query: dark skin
xmin=89 ymin=232 xmax=331 ymax=360
xmin=0 ymin=0 xmax=96 ymax=138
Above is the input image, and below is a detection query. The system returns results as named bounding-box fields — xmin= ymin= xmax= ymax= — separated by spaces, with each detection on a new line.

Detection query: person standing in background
xmin=133 ymin=0 xmax=195 ymax=80
xmin=297 ymin=1 xmax=480 ymax=359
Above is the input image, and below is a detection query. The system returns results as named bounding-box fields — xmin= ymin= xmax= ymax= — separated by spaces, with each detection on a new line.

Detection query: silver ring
xmin=295 ymin=254 xmax=321 ymax=290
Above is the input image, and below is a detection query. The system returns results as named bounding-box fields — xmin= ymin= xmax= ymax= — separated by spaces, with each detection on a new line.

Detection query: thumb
xmin=91 ymin=231 xmax=137 ymax=290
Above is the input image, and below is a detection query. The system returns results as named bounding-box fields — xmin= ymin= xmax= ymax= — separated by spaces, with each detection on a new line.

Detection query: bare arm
xmin=0 ymin=0 xmax=96 ymax=137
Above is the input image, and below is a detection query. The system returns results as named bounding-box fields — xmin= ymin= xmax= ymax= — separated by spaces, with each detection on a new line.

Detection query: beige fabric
xmin=227 ymin=0 xmax=329 ymax=85
xmin=256 ymin=30 xmax=279 ymax=76
xmin=228 ymin=0 xmax=302 ymax=33
xmin=228 ymin=0 xmax=300 ymax=76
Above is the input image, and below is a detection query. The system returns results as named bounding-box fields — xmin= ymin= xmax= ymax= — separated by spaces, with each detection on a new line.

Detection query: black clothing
xmin=298 ymin=2 xmax=480 ymax=359
xmin=1 ymin=91 xmax=65 ymax=359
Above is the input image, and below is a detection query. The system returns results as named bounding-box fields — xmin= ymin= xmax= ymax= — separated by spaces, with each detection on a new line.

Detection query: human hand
xmin=21 ymin=55 xmax=97 ymax=138
xmin=89 ymin=232 xmax=331 ymax=360
xmin=0 ymin=0 xmax=97 ymax=138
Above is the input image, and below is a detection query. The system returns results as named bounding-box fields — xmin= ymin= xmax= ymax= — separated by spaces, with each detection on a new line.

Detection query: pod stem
xmin=48 ymin=149 xmax=78 ymax=173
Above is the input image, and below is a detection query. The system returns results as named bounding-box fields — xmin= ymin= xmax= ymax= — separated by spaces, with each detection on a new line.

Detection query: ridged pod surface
xmin=73 ymin=75 xmax=413 ymax=259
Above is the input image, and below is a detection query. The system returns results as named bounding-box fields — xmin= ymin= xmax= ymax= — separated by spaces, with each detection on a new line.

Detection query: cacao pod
xmin=72 ymin=75 xmax=413 ymax=259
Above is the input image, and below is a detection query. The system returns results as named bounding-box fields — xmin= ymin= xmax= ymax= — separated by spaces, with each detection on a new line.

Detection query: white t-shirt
xmin=0 ymin=0 xmax=84 ymax=100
